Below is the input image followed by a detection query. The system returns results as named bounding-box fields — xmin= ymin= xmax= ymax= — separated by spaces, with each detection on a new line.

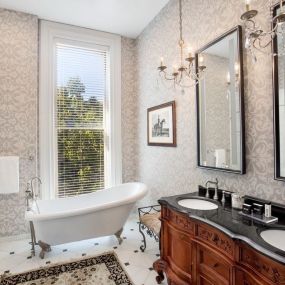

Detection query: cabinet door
xmin=235 ymin=268 xmax=267 ymax=285
xmin=163 ymin=222 xmax=192 ymax=283
xmin=198 ymin=275 xmax=216 ymax=285
xmin=196 ymin=243 xmax=232 ymax=285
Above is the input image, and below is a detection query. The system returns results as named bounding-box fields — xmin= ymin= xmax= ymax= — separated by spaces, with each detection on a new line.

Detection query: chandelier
xmin=157 ymin=0 xmax=206 ymax=88
xmin=240 ymin=0 xmax=285 ymax=61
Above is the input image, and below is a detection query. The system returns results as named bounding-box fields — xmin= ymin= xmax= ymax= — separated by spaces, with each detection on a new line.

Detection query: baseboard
xmin=0 ymin=233 xmax=30 ymax=243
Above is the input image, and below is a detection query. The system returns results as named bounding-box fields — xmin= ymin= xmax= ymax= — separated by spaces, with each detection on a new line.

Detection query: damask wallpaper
xmin=1 ymin=0 xmax=285 ymax=237
xmin=0 ymin=11 xmax=137 ymax=237
xmin=0 ymin=9 xmax=38 ymax=237
xmin=135 ymin=0 xmax=285 ymax=206
xmin=121 ymin=37 xmax=138 ymax=183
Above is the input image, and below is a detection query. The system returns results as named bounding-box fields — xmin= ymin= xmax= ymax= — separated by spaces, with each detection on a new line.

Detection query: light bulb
xmin=235 ymin=62 xmax=239 ymax=75
xmin=227 ymin=72 xmax=231 ymax=84
xmin=199 ymin=56 xmax=204 ymax=64
xmin=187 ymin=46 xmax=193 ymax=58
xmin=160 ymin=57 xmax=164 ymax=66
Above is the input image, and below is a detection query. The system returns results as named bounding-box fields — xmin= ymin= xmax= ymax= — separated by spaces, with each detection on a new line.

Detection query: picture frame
xmin=147 ymin=101 xmax=176 ymax=147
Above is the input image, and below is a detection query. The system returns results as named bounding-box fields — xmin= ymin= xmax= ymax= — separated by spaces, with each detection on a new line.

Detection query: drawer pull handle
xmin=213 ymin=262 xmax=219 ymax=268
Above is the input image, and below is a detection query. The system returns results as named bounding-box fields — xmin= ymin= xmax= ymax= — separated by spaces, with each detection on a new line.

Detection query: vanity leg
xmin=115 ymin=228 xmax=123 ymax=245
xmin=38 ymin=240 xmax=51 ymax=259
xmin=153 ymin=259 xmax=165 ymax=284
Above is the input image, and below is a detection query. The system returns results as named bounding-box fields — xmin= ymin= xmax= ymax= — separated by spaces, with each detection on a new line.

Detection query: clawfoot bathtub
xmin=25 ymin=182 xmax=148 ymax=258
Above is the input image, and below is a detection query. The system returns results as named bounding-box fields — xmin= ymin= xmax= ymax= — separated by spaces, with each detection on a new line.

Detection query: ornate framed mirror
xmin=195 ymin=26 xmax=245 ymax=174
xmin=273 ymin=2 xmax=285 ymax=181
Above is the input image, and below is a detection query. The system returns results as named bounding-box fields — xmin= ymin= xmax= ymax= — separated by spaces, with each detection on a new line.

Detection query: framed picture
xmin=147 ymin=101 xmax=176 ymax=147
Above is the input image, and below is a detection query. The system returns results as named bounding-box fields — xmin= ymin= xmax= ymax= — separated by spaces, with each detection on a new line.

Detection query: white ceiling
xmin=0 ymin=0 xmax=169 ymax=38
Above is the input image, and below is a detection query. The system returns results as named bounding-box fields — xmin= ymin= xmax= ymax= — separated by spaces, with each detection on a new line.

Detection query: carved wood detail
xmin=240 ymin=245 xmax=285 ymax=284
xmin=196 ymin=224 xmax=234 ymax=258
xmin=167 ymin=209 xmax=195 ymax=234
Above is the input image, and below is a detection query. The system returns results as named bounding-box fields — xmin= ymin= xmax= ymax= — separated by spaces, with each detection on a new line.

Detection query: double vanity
xmin=153 ymin=190 xmax=285 ymax=285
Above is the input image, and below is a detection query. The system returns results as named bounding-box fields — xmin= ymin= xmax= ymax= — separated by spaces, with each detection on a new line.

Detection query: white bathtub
xmin=25 ymin=182 xmax=147 ymax=254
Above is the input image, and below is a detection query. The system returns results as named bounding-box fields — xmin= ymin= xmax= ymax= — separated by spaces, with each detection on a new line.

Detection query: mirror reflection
xmin=197 ymin=26 xmax=245 ymax=173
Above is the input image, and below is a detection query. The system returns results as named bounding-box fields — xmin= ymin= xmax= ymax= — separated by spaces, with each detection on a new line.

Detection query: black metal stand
xmin=138 ymin=205 xmax=160 ymax=252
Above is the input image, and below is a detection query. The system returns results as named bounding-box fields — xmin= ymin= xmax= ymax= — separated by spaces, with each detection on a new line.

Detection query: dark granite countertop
xmin=159 ymin=192 xmax=285 ymax=265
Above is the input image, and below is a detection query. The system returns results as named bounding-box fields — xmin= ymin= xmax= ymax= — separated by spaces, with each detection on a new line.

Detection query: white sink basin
xmin=178 ymin=199 xmax=218 ymax=210
xmin=260 ymin=229 xmax=285 ymax=251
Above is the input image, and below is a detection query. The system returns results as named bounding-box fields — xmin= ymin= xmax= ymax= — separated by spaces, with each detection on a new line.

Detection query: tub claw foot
xmin=38 ymin=240 xmax=51 ymax=259
xmin=115 ymin=228 xmax=123 ymax=245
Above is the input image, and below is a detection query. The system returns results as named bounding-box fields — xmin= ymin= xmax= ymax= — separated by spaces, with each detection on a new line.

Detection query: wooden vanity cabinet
xmin=153 ymin=205 xmax=285 ymax=285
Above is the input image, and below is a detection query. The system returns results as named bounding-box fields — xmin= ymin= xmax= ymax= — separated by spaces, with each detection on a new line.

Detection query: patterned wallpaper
xmin=121 ymin=37 xmax=138 ymax=183
xmin=0 ymin=11 xmax=136 ymax=237
xmin=0 ymin=9 xmax=38 ymax=237
xmin=1 ymin=0 xmax=285 ymax=237
xmin=135 ymin=0 xmax=285 ymax=207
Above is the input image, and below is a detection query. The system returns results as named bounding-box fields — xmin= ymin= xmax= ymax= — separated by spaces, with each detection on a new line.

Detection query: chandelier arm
xmin=160 ymin=71 xmax=176 ymax=81
xmin=254 ymin=32 xmax=275 ymax=49
xmin=158 ymin=75 xmax=178 ymax=90
xmin=252 ymin=38 xmax=272 ymax=54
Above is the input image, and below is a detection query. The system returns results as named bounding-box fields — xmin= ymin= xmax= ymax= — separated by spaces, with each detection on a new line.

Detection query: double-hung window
xmin=39 ymin=21 xmax=122 ymax=199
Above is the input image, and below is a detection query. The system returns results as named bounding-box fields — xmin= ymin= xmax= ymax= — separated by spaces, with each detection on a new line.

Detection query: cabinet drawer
xmin=238 ymin=242 xmax=285 ymax=284
xmin=196 ymin=223 xmax=234 ymax=258
xmin=197 ymin=244 xmax=231 ymax=284
xmin=162 ymin=207 xmax=195 ymax=235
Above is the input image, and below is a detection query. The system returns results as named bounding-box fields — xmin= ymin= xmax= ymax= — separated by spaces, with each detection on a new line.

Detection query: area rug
xmin=0 ymin=252 xmax=134 ymax=285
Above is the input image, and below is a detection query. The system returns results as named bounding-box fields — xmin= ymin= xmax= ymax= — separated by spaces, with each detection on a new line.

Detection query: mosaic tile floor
xmin=0 ymin=217 xmax=167 ymax=285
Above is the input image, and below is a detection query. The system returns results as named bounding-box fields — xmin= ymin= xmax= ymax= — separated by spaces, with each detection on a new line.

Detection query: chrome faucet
xmin=205 ymin=178 xmax=219 ymax=200
xmin=25 ymin=177 xmax=42 ymax=211
xmin=30 ymin=177 xmax=42 ymax=199
xmin=25 ymin=182 xmax=33 ymax=211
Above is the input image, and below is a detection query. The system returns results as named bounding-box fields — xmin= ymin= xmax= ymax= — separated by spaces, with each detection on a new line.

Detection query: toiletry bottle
xmin=264 ymin=203 xmax=272 ymax=218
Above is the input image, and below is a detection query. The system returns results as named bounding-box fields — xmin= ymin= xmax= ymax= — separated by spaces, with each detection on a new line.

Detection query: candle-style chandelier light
xmin=157 ymin=0 xmax=206 ymax=88
xmin=240 ymin=0 xmax=285 ymax=61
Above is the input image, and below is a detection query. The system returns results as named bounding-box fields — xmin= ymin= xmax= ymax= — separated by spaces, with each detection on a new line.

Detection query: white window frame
xmin=39 ymin=21 xmax=122 ymax=200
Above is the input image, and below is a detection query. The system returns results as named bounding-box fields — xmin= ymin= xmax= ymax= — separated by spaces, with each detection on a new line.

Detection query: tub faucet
xmin=30 ymin=177 xmax=42 ymax=199
xmin=205 ymin=178 xmax=219 ymax=200
xmin=25 ymin=182 xmax=33 ymax=211
xmin=25 ymin=177 xmax=42 ymax=211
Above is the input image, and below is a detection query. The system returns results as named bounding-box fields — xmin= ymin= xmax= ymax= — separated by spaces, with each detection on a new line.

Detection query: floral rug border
xmin=0 ymin=251 xmax=133 ymax=285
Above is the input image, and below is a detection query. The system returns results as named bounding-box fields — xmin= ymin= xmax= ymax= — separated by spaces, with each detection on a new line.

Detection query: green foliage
xmin=57 ymin=77 xmax=105 ymax=197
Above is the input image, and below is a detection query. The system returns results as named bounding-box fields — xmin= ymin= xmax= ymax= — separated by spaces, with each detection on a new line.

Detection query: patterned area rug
xmin=0 ymin=252 xmax=133 ymax=285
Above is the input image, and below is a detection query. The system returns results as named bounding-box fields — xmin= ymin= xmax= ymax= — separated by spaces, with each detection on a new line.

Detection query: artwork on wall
xmin=147 ymin=101 xmax=176 ymax=147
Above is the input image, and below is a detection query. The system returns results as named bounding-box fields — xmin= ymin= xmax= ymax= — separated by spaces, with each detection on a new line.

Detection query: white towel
xmin=0 ymin=156 xmax=19 ymax=194
xmin=215 ymin=149 xmax=226 ymax=168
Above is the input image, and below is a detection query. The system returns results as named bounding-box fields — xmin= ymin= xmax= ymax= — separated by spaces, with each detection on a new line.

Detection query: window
xmin=40 ymin=21 xmax=122 ymax=199
xmin=56 ymin=44 xmax=106 ymax=197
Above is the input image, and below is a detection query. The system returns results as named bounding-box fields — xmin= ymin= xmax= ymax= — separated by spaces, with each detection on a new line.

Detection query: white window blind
xmin=56 ymin=43 xmax=107 ymax=197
